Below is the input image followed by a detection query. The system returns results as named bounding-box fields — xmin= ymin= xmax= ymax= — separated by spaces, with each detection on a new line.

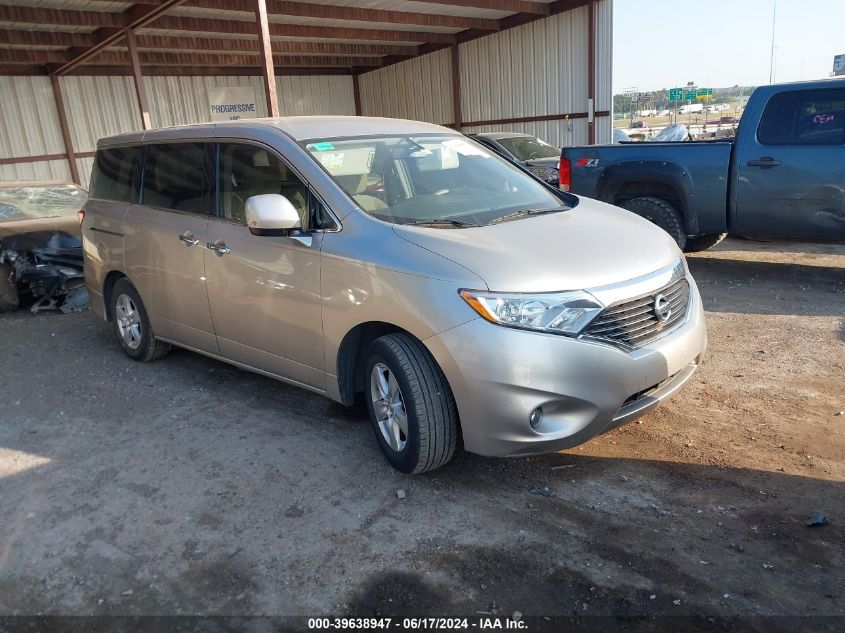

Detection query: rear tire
xmin=364 ymin=333 xmax=458 ymax=474
xmin=622 ymin=197 xmax=686 ymax=250
xmin=110 ymin=278 xmax=170 ymax=362
xmin=684 ymin=233 xmax=727 ymax=252
xmin=0 ymin=264 xmax=19 ymax=313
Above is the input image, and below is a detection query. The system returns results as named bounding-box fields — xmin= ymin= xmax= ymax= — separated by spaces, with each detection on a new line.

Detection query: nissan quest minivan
xmin=82 ymin=117 xmax=707 ymax=474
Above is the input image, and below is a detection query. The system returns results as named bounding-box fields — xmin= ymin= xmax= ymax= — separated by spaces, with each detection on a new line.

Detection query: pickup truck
xmin=560 ymin=80 xmax=845 ymax=251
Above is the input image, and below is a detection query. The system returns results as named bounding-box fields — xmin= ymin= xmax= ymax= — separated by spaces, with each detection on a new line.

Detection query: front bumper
xmin=424 ymin=277 xmax=707 ymax=457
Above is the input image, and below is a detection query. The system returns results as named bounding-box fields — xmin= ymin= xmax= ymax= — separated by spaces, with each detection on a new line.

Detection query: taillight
xmin=558 ymin=158 xmax=571 ymax=191
xmin=77 ymin=209 xmax=85 ymax=225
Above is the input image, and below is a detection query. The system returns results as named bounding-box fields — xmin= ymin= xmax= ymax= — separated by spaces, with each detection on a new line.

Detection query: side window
xmin=141 ymin=143 xmax=212 ymax=213
xmin=219 ymin=143 xmax=308 ymax=227
xmin=89 ymin=146 xmax=140 ymax=203
xmin=758 ymin=88 xmax=845 ymax=146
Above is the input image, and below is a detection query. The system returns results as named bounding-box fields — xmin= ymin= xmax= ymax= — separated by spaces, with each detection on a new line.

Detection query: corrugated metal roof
xmin=0 ymin=22 xmax=97 ymax=34
xmin=292 ymin=0 xmax=544 ymax=21
xmin=138 ymin=26 xmax=424 ymax=47
xmin=1 ymin=0 xmax=133 ymax=12
xmin=167 ymin=6 xmax=464 ymax=34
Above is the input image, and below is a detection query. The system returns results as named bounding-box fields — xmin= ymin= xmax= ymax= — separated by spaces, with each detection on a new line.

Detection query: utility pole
xmin=768 ymin=0 xmax=777 ymax=84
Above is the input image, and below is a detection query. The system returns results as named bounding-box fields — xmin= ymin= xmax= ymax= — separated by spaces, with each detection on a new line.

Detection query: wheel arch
xmin=336 ymin=321 xmax=411 ymax=406
xmin=101 ymin=270 xmax=128 ymax=321
xmin=597 ymin=161 xmax=699 ymax=235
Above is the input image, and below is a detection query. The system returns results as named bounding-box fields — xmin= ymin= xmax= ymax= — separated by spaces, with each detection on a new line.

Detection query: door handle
xmin=746 ymin=157 xmax=782 ymax=167
xmin=207 ymin=240 xmax=231 ymax=256
xmin=178 ymin=231 xmax=199 ymax=246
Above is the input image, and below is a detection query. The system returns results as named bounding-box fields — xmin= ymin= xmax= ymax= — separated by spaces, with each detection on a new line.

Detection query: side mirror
xmin=245 ymin=194 xmax=302 ymax=236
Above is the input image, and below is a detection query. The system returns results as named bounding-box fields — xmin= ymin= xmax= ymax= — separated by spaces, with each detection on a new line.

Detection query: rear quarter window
xmin=757 ymin=88 xmax=845 ymax=145
xmin=89 ymin=146 xmax=141 ymax=203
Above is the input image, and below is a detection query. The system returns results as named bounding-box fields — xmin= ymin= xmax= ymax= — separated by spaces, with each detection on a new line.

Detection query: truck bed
xmin=563 ymin=140 xmax=733 ymax=235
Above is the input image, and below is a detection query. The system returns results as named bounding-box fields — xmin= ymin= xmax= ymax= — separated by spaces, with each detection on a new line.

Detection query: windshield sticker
xmin=311 ymin=142 xmax=335 ymax=151
xmin=813 ymin=113 xmax=835 ymax=125
xmin=442 ymin=138 xmax=490 ymax=158
xmin=318 ymin=152 xmax=345 ymax=170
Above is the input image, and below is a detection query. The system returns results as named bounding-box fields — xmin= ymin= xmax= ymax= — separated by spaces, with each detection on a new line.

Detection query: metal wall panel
xmin=59 ymin=75 xmax=142 ymax=154
xmin=0 ymin=76 xmax=70 ymax=183
xmin=359 ymin=47 xmax=452 ymax=124
xmin=279 ymin=75 xmax=356 ymax=116
xmin=460 ymin=6 xmax=589 ymax=126
xmin=594 ymin=0 xmax=613 ymax=144
xmin=147 ymin=75 xmax=268 ymax=127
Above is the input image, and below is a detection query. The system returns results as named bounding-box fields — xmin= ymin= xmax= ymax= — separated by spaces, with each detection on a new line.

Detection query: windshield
xmin=0 ymin=185 xmax=87 ymax=223
xmin=305 ymin=135 xmax=570 ymax=226
xmin=494 ymin=136 xmax=560 ymax=160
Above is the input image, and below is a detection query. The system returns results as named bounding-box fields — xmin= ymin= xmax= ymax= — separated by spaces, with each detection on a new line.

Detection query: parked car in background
xmin=0 ymin=183 xmax=89 ymax=313
xmin=629 ymin=120 xmax=645 ymax=129
xmin=561 ymin=80 xmax=845 ymax=251
xmin=468 ymin=132 xmax=560 ymax=185
xmin=82 ymin=117 xmax=706 ymax=474
xmin=613 ymin=128 xmax=631 ymax=143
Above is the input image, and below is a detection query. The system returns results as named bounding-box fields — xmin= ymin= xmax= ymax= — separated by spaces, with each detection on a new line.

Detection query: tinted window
xmin=219 ymin=143 xmax=309 ymax=227
xmin=758 ymin=88 xmax=845 ymax=145
xmin=142 ymin=143 xmax=211 ymax=213
xmin=90 ymin=147 xmax=140 ymax=203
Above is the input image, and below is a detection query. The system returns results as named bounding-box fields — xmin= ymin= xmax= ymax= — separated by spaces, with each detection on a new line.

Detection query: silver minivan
xmin=82 ymin=117 xmax=707 ymax=473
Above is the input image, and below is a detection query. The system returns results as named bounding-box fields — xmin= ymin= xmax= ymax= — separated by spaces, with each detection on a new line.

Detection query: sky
xmin=612 ymin=0 xmax=844 ymax=94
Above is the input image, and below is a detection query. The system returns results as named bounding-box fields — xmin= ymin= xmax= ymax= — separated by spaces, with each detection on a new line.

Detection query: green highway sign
xmin=685 ymin=90 xmax=698 ymax=100
xmin=669 ymin=88 xmax=683 ymax=101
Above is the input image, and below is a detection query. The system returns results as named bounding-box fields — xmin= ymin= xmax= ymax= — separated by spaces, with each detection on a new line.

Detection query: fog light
xmin=529 ymin=407 xmax=543 ymax=430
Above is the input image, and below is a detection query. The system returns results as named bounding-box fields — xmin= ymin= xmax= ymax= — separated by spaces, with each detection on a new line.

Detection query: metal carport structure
xmin=0 ymin=0 xmax=612 ymax=186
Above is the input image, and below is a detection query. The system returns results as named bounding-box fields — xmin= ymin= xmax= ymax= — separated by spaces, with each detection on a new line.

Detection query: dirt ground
xmin=0 ymin=238 xmax=842 ymax=630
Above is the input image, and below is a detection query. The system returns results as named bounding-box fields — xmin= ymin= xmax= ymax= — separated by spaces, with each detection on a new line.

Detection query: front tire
xmin=622 ymin=197 xmax=686 ymax=250
xmin=364 ymin=333 xmax=458 ymax=474
xmin=110 ymin=278 xmax=170 ymax=362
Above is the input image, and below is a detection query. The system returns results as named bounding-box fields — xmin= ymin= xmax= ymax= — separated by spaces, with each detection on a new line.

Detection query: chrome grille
xmin=582 ymin=275 xmax=690 ymax=350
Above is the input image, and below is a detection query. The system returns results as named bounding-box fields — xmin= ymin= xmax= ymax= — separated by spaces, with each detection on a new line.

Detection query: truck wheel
xmin=684 ymin=233 xmax=727 ymax=252
xmin=364 ymin=333 xmax=458 ymax=474
xmin=110 ymin=278 xmax=171 ymax=362
xmin=621 ymin=197 xmax=686 ymax=250
xmin=0 ymin=264 xmax=19 ymax=313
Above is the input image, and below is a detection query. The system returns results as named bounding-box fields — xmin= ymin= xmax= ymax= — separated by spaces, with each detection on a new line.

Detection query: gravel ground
xmin=0 ymin=238 xmax=842 ymax=630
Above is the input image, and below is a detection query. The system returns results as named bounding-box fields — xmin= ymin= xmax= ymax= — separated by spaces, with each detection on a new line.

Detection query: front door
xmin=123 ymin=141 xmax=217 ymax=354
xmin=203 ymin=142 xmax=326 ymax=390
xmin=733 ymin=86 xmax=845 ymax=239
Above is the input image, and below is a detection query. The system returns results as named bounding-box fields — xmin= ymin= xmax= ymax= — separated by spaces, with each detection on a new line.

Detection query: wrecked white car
xmin=0 ymin=183 xmax=89 ymax=313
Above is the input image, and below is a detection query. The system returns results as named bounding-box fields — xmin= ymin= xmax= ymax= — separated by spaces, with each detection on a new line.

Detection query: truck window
xmin=141 ymin=143 xmax=213 ymax=214
xmin=757 ymin=88 xmax=845 ymax=146
xmin=89 ymin=146 xmax=141 ymax=203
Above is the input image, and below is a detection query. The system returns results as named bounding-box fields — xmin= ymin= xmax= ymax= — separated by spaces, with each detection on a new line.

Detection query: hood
xmin=524 ymin=157 xmax=560 ymax=168
xmin=393 ymin=197 xmax=681 ymax=292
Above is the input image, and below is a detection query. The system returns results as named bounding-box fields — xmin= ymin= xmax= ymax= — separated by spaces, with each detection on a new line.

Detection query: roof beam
xmin=51 ymin=0 xmax=190 ymax=75
xmin=188 ymin=0 xmax=500 ymax=31
xmin=58 ymin=65 xmax=353 ymax=77
xmin=0 ymin=5 xmax=126 ymax=28
xmin=81 ymin=51 xmax=382 ymax=67
xmin=149 ymin=15 xmax=455 ymax=43
xmin=0 ymin=30 xmax=98 ymax=49
xmin=131 ymin=35 xmax=415 ymax=56
xmin=402 ymin=0 xmax=550 ymax=14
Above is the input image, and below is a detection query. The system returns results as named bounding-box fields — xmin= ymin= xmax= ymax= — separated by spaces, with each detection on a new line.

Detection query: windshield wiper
xmin=405 ymin=219 xmax=480 ymax=228
xmin=489 ymin=208 xmax=558 ymax=225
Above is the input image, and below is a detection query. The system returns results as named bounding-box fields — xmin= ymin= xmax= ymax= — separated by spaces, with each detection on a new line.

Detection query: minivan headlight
xmin=459 ymin=289 xmax=604 ymax=335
